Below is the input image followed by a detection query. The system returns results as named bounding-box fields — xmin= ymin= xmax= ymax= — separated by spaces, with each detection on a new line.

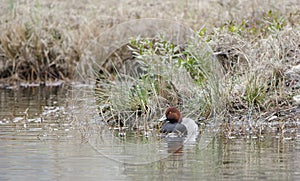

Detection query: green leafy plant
xmin=95 ymin=34 xmax=223 ymax=129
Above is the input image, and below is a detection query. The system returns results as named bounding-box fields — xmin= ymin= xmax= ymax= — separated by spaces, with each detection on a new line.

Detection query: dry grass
xmin=1 ymin=0 xmax=299 ymax=83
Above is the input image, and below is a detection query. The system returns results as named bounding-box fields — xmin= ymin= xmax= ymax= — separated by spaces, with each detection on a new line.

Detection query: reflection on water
xmin=0 ymin=86 xmax=300 ymax=180
xmin=124 ymin=136 xmax=300 ymax=180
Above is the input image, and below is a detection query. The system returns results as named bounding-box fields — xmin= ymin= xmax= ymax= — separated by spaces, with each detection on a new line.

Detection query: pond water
xmin=0 ymin=85 xmax=300 ymax=180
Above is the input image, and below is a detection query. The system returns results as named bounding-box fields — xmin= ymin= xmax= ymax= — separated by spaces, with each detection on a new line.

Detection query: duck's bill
xmin=158 ymin=115 xmax=167 ymax=122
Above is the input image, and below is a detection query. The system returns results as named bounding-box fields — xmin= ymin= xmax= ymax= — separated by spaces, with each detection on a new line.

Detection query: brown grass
xmin=1 ymin=0 xmax=298 ymax=83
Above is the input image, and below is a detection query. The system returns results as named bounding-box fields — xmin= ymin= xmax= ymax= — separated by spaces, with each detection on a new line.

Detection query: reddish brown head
xmin=164 ymin=107 xmax=182 ymax=123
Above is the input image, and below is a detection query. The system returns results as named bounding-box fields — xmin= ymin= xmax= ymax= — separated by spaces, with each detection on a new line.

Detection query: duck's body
xmin=159 ymin=107 xmax=198 ymax=139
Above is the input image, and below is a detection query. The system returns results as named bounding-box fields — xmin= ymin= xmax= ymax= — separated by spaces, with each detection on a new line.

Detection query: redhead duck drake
xmin=159 ymin=107 xmax=199 ymax=138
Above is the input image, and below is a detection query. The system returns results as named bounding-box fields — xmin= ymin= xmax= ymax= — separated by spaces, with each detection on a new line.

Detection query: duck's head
xmin=159 ymin=107 xmax=186 ymax=135
xmin=159 ymin=107 xmax=182 ymax=123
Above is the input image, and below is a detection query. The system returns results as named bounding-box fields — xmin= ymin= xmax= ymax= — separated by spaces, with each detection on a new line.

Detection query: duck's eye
xmin=167 ymin=111 xmax=173 ymax=117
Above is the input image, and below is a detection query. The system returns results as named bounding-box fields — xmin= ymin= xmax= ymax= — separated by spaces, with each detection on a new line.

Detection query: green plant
xmin=243 ymin=75 xmax=267 ymax=109
xmin=265 ymin=10 xmax=287 ymax=33
xmin=9 ymin=0 xmax=14 ymax=12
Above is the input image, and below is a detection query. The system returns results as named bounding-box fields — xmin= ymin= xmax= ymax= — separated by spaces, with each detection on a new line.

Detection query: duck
xmin=159 ymin=107 xmax=199 ymax=139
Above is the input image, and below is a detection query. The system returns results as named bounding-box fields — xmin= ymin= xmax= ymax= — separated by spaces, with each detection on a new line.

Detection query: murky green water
xmin=0 ymin=85 xmax=300 ymax=180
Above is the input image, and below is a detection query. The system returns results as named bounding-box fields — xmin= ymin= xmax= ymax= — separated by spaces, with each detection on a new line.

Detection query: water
xmin=0 ymin=85 xmax=300 ymax=180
